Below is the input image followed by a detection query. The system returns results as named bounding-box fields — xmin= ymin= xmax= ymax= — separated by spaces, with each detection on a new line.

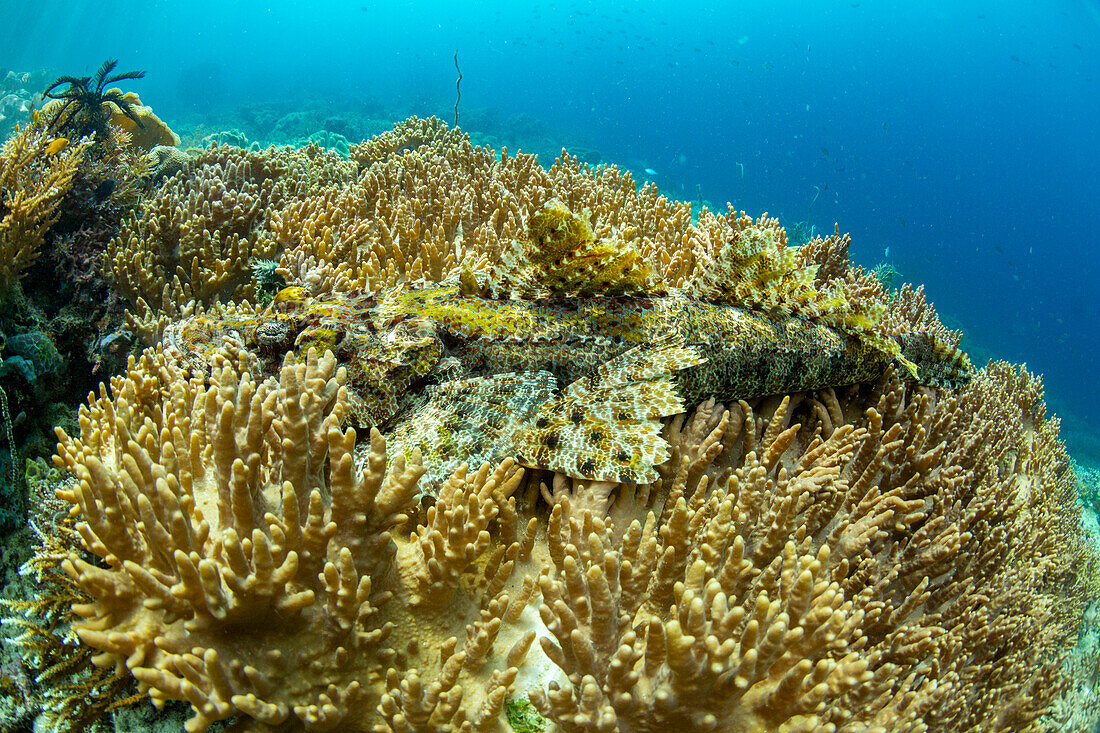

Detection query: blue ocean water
xmin=2 ymin=0 xmax=1098 ymax=457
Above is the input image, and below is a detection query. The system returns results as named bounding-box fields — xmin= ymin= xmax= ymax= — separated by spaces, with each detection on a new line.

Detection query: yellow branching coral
xmin=43 ymin=339 xmax=1096 ymax=732
xmin=0 ymin=111 xmax=90 ymax=290
xmin=528 ymin=364 xmax=1097 ymax=731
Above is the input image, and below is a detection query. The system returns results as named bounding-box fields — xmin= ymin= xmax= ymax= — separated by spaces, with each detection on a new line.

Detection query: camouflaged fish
xmin=165 ymin=201 xmax=973 ymax=486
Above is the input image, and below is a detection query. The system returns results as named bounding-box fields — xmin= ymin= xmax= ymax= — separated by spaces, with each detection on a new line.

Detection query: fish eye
xmin=252 ymin=320 xmax=295 ymax=354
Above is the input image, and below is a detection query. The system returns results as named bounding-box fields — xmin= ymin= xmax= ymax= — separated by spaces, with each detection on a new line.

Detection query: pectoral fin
xmin=512 ymin=337 xmax=705 ymax=483
xmin=387 ymin=371 xmax=557 ymax=492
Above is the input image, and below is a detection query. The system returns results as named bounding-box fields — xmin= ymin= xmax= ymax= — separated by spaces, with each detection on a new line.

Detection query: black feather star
xmin=43 ymin=58 xmax=147 ymax=138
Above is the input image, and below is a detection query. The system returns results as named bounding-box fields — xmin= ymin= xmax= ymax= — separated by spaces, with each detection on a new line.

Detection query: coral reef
xmin=0 ymin=68 xmax=51 ymax=140
xmin=4 ymin=115 xmax=1096 ymax=732
xmin=348 ymin=115 xmax=465 ymax=169
xmin=21 ymin=117 xmax=1095 ymax=726
xmin=43 ymin=344 xmax=1096 ymax=732
xmin=107 ymin=141 xmax=358 ymax=341
xmin=0 ymin=69 xmax=164 ymax=541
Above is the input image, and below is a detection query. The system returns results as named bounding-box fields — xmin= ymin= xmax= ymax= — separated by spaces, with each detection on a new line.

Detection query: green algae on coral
xmin=505 ymin=698 xmax=546 ymax=732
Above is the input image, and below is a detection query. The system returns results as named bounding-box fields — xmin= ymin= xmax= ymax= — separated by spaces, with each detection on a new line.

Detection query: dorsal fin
xmin=489 ymin=199 xmax=662 ymax=298
xmin=899 ymin=332 xmax=975 ymax=387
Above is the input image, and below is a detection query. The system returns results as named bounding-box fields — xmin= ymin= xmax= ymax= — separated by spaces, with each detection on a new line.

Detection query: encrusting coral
xmin=14 ymin=116 xmax=1100 ymax=732
xmin=102 ymin=90 xmax=180 ymax=151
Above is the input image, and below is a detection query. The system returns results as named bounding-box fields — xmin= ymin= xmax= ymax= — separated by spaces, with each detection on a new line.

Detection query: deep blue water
xmin=3 ymin=0 xmax=1099 ymax=456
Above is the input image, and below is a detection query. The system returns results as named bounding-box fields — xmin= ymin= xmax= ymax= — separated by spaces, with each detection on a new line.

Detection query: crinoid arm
xmin=90 ymin=58 xmax=119 ymax=92
xmin=101 ymin=89 xmax=146 ymax=129
xmin=103 ymin=68 xmax=146 ymax=87
xmin=42 ymin=75 xmax=89 ymax=98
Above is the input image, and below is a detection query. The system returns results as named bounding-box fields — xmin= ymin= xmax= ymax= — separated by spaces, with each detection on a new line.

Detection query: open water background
xmin=2 ymin=0 xmax=1098 ymax=458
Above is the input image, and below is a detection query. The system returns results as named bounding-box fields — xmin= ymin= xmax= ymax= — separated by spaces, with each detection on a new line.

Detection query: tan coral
xmin=114 ymin=118 xmax=894 ymax=328
xmin=107 ymin=142 xmax=358 ymax=341
xmin=112 ymin=116 xmax=915 ymax=344
xmin=45 ymin=334 xmax=1098 ymax=732
xmin=106 ymin=156 xmax=278 ymax=327
xmin=51 ymin=346 xmax=555 ymax=732
xmin=524 ymin=365 xmax=1096 ymax=732
xmin=348 ymin=115 xmax=467 ymax=169
xmin=103 ymin=89 xmax=180 ymax=150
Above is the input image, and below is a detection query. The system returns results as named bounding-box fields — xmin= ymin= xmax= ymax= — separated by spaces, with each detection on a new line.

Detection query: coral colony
xmin=0 ymin=75 xmax=1096 ymax=732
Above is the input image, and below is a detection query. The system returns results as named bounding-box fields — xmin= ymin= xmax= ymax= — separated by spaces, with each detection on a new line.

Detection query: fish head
xmin=165 ymin=285 xmax=447 ymax=426
xmin=257 ymin=287 xmax=447 ymax=425
xmin=339 ymin=313 xmax=445 ymax=426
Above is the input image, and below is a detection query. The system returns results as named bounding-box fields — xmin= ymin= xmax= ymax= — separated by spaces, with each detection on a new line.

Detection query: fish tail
xmin=898 ymin=333 xmax=975 ymax=388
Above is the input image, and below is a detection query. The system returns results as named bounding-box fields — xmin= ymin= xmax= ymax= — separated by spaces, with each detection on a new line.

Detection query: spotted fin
xmin=900 ymin=332 xmax=974 ymax=388
xmin=513 ymin=337 xmax=705 ymax=483
xmin=388 ymin=371 xmax=557 ymax=492
xmin=490 ymin=200 xmax=661 ymax=298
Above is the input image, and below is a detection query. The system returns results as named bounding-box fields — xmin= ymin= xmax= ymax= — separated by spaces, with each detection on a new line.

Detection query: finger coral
xmin=107 ymin=141 xmax=358 ymax=340
xmin=46 ymin=116 xmax=1100 ymax=733
xmin=45 ymin=340 xmax=1097 ymax=732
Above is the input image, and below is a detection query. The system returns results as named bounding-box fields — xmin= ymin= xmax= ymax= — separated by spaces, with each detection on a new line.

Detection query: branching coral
xmin=107 ymin=156 xmax=280 ymax=316
xmin=50 ymin=346 xmax=548 ymax=731
xmin=110 ymin=117 xmax=902 ymax=351
xmin=348 ymin=115 xmax=467 ymax=169
xmin=528 ymin=362 xmax=1097 ymax=732
xmin=0 ymin=459 xmax=144 ymax=731
xmin=0 ymin=111 xmax=90 ymax=291
xmin=107 ymin=141 xmax=358 ymax=342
